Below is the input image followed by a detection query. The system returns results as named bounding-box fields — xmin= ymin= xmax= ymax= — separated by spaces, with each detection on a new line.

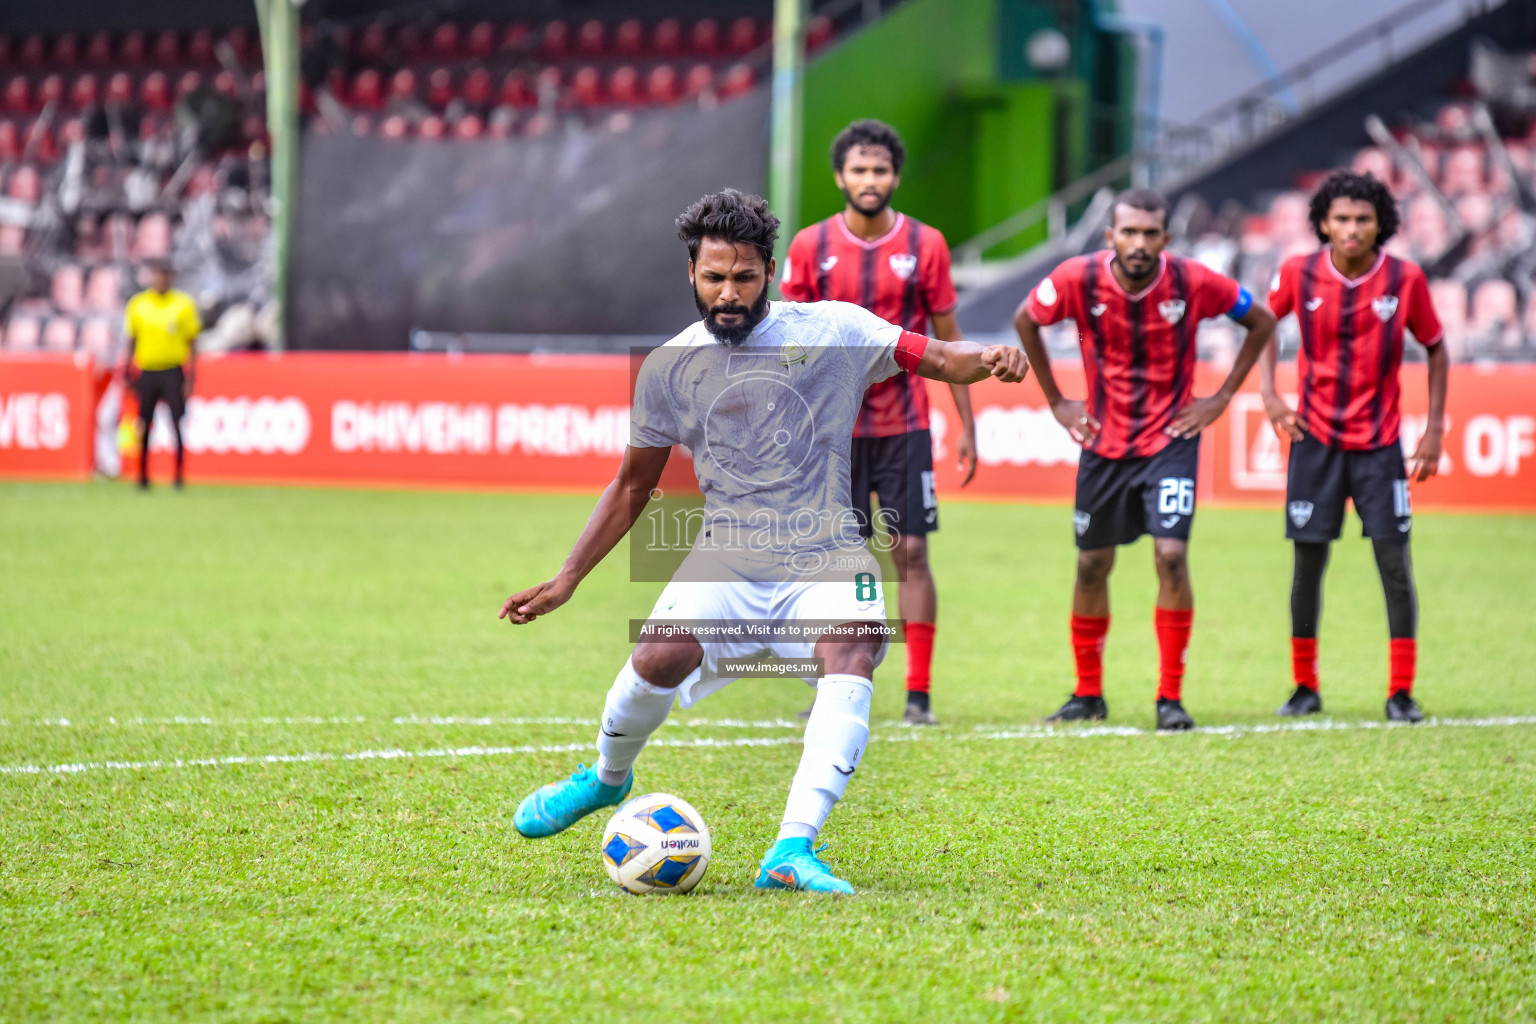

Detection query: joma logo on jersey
xmin=1158 ymin=300 xmax=1186 ymax=324
xmin=1372 ymin=295 xmax=1399 ymax=321
xmin=888 ymin=253 xmax=918 ymax=280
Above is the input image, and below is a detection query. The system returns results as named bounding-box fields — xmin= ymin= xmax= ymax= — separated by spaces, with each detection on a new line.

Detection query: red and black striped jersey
xmin=781 ymin=212 xmax=957 ymax=438
xmin=1268 ymin=251 xmax=1443 ymax=450
xmin=1025 ymin=251 xmax=1245 ymax=460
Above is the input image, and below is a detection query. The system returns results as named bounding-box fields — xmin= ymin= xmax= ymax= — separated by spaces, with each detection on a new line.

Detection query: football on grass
xmin=601 ymin=793 xmax=711 ymax=895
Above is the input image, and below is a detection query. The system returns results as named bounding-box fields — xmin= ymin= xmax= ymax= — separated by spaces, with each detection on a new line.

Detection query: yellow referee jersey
xmin=125 ymin=288 xmax=202 ymax=371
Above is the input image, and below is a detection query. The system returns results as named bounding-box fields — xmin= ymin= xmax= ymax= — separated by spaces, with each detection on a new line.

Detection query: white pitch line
xmin=1 ymin=715 xmax=1532 ymax=778
xmin=0 ymin=715 xmax=804 ymax=730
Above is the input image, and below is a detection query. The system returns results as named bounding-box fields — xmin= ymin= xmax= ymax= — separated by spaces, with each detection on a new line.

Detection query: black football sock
xmin=1290 ymin=541 xmax=1330 ymax=640
xmin=1371 ymin=539 xmax=1417 ymax=640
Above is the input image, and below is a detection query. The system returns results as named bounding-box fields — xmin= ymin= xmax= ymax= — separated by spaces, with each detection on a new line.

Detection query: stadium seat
xmin=224 ymin=26 xmax=254 ymax=63
xmin=684 ymin=64 xmax=714 ymax=99
xmin=419 ymin=114 xmax=446 ymax=139
xmin=647 ymin=65 xmax=679 ymax=105
xmin=0 ymin=36 xmax=12 ymax=67
xmin=379 ymin=114 xmax=409 ymax=139
xmin=500 ymin=23 xmax=532 ymax=54
xmin=71 ymin=73 xmax=99 ymax=110
xmin=350 ymin=114 xmax=372 ymax=136
xmin=120 ymin=30 xmax=146 ymax=65
xmin=141 ymin=72 xmax=171 ymax=112
xmin=1429 ymin=278 xmax=1470 ymax=357
xmin=78 ymin=318 xmax=113 ymax=361
xmin=453 ymin=113 xmax=484 ymax=139
xmin=573 ymin=66 xmax=602 ymax=106
xmin=615 ymin=19 xmax=644 ymax=56
xmin=53 ymin=33 xmax=80 ymax=67
xmin=466 ymin=21 xmax=495 ymax=58
xmin=0 ymin=222 xmax=24 ymax=255
xmin=578 ymin=20 xmax=606 ymax=56
xmin=19 ymin=34 xmax=45 ymax=68
xmin=134 ymin=214 xmax=171 ymax=260
xmin=1434 ymin=103 xmax=1475 ymax=141
xmin=487 ymin=105 xmax=517 ymax=138
xmin=653 ymin=19 xmax=682 ymax=56
xmin=462 ymin=68 xmax=491 ymax=108
xmin=395 ymin=24 xmax=423 ymax=58
xmin=23 ymin=123 xmax=58 ymax=164
xmin=59 ymin=117 xmax=85 ymax=147
xmin=1469 ymin=279 xmax=1520 ymax=352
xmin=609 ymin=66 xmax=640 ymax=106
xmin=7 ymin=165 xmax=41 ymax=202
xmin=350 ymin=69 xmax=382 ymax=110
xmin=5 ymin=76 xmax=32 ymax=114
xmin=188 ymin=28 xmax=215 ymax=65
xmin=82 ymin=31 xmax=112 ymax=67
xmin=524 ymin=112 xmax=554 ymax=137
xmin=389 ymin=69 xmax=418 ymax=105
xmin=691 ymin=19 xmax=721 ymax=56
xmin=51 ymin=263 xmax=84 ymax=313
xmin=41 ymin=317 xmax=77 ymax=352
xmin=1442 ymin=145 xmax=1485 ymax=195
xmin=1455 ymin=192 xmax=1494 ymax=237
xmin=213 ymin=71 xmax=238 ymax=98
xmin=177 ymin=71 xmax=203 ymax=101
xmin=431 ymin=23 xmax=460 ymax=59
xmin=497 ymin=70 xmax=533 ymax=108
xmin=728 ymin=18 xmax=759 ymax=54
xmin=536 ymin=65 xmax=562 ymax=98
xmin=1404 ymin=196 xmax=1451 ymax=259
xmin=153 ymin=30 xmax=180 ymax=66
xmin=0 ymin=122 xmax=18 ymax=161
xmin=719 ymin=63 xmax=756 ymax=100
xmin=357 ymin=23 xmax=387 ymax=61
xmin=428 ymin=68 xmax=454 ymax=109
xmin=106 ymin=72 xmax=132 ymax=105
xmin=2 ymin=314 xmax=41 ymax=350
xmin=38 ymin=75 xmax=64 ymax=109
xmin=806 ymin=16 xmax=835 ymax=52
xmin=1266 ymin=192 xmax=1311 ymax=246
xmin=540 ymin=21 xmax=571 ymax=59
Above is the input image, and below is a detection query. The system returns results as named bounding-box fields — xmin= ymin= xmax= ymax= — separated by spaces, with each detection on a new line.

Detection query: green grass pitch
xmin=2 ymin=481 xmax=1534 ymax=1022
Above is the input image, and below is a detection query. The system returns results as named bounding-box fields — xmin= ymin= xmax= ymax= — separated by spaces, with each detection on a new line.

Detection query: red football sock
xmin=1389 ymin=638 xmax=1416 ymax=696
xmin=1155 ymin=607 xmax=1194 ymax=702
xmin=904 ymin=621 xmax=935 ymax=694
xmin=1291 ymin=637 xmax=1319 ymax=691
xmin=1070 ymin=614 xmax=1110 ymax=697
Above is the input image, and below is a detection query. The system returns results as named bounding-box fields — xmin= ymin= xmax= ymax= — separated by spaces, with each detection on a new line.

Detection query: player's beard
xmin=695 ymin=284 xmax=771 ymax=346
xmin=1114 ymin=250 xmax=1156 ymax=284
xmin=842 ymin=186 xmax=892 ymax=218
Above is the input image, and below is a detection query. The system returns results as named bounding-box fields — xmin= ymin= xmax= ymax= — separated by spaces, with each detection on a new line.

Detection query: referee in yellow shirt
xmin=123 ymin=261 xmax=201 ymax=489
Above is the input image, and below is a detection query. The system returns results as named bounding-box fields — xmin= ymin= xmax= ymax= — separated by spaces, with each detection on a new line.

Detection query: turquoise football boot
xmin=754 ymin=838 xmax=855 ymax=895
xmin=514 ymin=763 xmax=633 ymax=838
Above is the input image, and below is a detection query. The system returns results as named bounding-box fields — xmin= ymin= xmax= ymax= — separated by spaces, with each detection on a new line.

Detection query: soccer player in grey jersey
xmin=501 ymin=189 xmax=1027 ymax=894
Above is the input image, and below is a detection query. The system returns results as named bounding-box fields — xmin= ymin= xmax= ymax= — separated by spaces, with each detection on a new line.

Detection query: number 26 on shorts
xmin=1158 ymin=477 xmax=1194 ymax=516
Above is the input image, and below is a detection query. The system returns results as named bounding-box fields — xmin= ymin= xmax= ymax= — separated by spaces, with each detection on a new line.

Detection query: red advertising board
xmin=5 ymin=351 xmax=1533 ymax=511
xmin=0 ymin=353 xmax=95 ymax=481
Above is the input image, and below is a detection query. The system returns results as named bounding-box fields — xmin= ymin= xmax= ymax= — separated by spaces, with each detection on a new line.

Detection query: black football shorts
xmin=851 ymin=429 xmax=937 ymax=539
xmin=1073 ymin=436 xmax=1200 ymax=549
xmin=1285 ymin=435 xmax=1411 ymax=542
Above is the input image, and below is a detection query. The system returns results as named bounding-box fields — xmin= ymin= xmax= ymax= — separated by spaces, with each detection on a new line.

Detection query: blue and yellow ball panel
xmin=603 ymin=832 xmax=647 ymax=869
xmin=636 ymin=804 xmax=696 ymax=834
xmin=639 ymin=855 xmax=701 ymax=888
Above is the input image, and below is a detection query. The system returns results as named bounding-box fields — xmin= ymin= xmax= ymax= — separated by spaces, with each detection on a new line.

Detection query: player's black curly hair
xmin=831 ymin=119 xmax=906 ymax=175
xmin=1308 ymin=171 xmax=1400 ymax=246
xmin=676 ymin=189 xmax=780 ymax=266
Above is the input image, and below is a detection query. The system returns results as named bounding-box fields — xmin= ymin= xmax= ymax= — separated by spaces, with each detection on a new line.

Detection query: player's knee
xmin=1373 ymin=540 xmax=1412 ymax=591
xmin=899 ymin=535 xmax=929 ymax=574
xmin=630 ymin=639 xmax=702 ymax=689
xmin=1075 ymin=549 xmax=1114 ymax=587
xmin=817 ymin=636 xmax=878 ymax=679
xmin=1153 ymin=541 xmax=1188 ymax=585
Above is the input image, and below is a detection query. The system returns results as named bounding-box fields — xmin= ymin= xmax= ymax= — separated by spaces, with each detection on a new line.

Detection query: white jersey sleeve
xmin=629 ymin=347 xmax=682 ymax=449
xmin=827 ymin=301 xmax=905 ymax=390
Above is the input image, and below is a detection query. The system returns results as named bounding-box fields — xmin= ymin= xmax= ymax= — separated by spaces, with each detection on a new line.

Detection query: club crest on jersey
xmin=888 ymin=253 xmax=918 ymax=280
xmin=1372 ymin=295 xmax=1399 ymax=322
xmin=779 ymin=340 xmax=808 ymax=366
xmin=1073 ymin=510 xmax=1091 ymax=537
xmin=1158 ymin=300 xmax=1186 ymax=324
xmin=1288 ymin=501 xmax=1314 ymax=527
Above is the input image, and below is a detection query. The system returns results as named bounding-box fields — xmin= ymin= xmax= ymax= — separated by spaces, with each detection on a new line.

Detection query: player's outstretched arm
xmin=1168 ymin=303 xmax=1278 ymax=438
xmin=499 ymin=444 xmax=671 ymax=625
xmin=1014 ymin=301 xmax=1098 ymax=445
xmin=911 ymin=335 xmax=1029 ymax=385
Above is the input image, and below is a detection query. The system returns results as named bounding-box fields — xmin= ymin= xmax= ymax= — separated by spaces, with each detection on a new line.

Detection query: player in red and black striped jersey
xmin=782 ymin=120 xmax=982 ymax=726
xmin=1260 ymin=171 xmax=1448 ymax=724
xmin=1016 ymin=190 xmax=1277 ymax=730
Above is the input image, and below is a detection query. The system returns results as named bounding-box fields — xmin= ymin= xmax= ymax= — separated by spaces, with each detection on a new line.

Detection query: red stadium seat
xmin=214 ymin=71 xmax=238 ymax=98
xmin=120 ymin=30 xmax=146 ymax=65
xmin=358 ymin=23 xmax=388 ymax=60
xmin=79 ymin=319 xmax=113 ymax=361
xmin=106 ymin=72 xmax=132 ymax=105
xmin=19 ymin=34 xmax=46 ymax=68
xmin=53 ymin=33 xmax=81 ymax=67
xmin=59 ymin=117 xmax=85 ymax=147
xmin=26 ymin=123 xmax=58 ymax=164
xmin=467 ymin=21 xmax=495 ymax=58
xmin=0 ymin=36 xmax=12 ymax=67
xmin=351 ymin=69 xmax=382 ymax=109
xmin=251 ymin=70 xmax=265 ymax=95
xmin=728 ymin=18 xmax=759 ymax=54
xmin=176 ymin=71 xmax=203 ymax=101
xmin=647 ymin=65 xmax=679 ymax=105
xmin=0 ymin=223 xmax=25 ymax=256
xmin=431 ymin=23 xmax=459 ymax=59
xmin=389 ymin=69 xmax=418 ymax=105
xmin=51 ymin=264 xmax=85 ymax=313
xmin=501 ymin=23 xmax=532 ymax=53
xmin=5 ymin=76 xmax=32 ymax=114
xmin=609 ymin=66 xmax=640 ymax=106
xmin=38 ymin=75 xmax=65 ymax=109
xmin=42 ymin=318 xmax=77 ymax=353
xmin=71 ymin=73 xmax=99 ymax=110
xmin=720 ymin=63 xmax=756 ymax=100
xmin=524 ymin=112 xmax=554 ymax=137
xmin=1442 ymin=145 xmax=1485 ymax=196
xmin=395 ymin=23 xmax=424 ymax=58
xmin=573 ymin=66 xmax=602 ymax=106
xmin=578 ymin=20 xmax=605 ymax=56
xmin=350 ymin=114 xmax=372 ymax=136
xmin=499 ymin=70 xmax=535 ymax=107
xmin=224 ymin=26 xmax=254 ymax=63
xmin=806 ymin=16 xmax=835 ymax=52
xmin=536 ymin=65 xmax=563 ymax=97
xmin=153 ymin=30 xmax=180 ymax=66
xmin=462 ymin=68 xmax=492 ymax=108
xmin=188 ymin=28 xmax=215 ymax=65
xmin=684 ymin=64 xmax=713 ymax=98
xmin=380 ymin=114 xmax=409 ymax=139
xmin=7 ymin=165 xmax=41 ymax=202
xmin=3 ymin=314 xmax=41 ymax=349
xmin=141 ymin=71 xmax=171 ymax=112
xmin=653 ymin=19 xmax=682 ymax=56
xmin=0 ymin=122 xmax=18 ymax=161
xmin=419 ymin=114 xmax=446 ymax=139
xmin=428 ymin=68 xmax=454 ymax=108
xmin=454 ymin=113 xmax=483 ymax=139
xmin=134 ymin=214 xmax=171 ymax=259
xmin=615 ymin=19 xmax=644 ymax=56
xmin=541 ymin=21 xmax=571 ymax=58
xmin=242 ymin=114 xmax=265 ymax=143
xmin=690 ymin=19 xmax=720 ymax=56
xmin=84 ymin=32 xmax=113 ymax=66
xmin=487 ymin=105 xmax=517 ymax=138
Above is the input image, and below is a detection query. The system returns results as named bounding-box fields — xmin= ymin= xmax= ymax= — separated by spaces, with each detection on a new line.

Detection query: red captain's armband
xmin=895 ymin=331 xmax=928 ymax=372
